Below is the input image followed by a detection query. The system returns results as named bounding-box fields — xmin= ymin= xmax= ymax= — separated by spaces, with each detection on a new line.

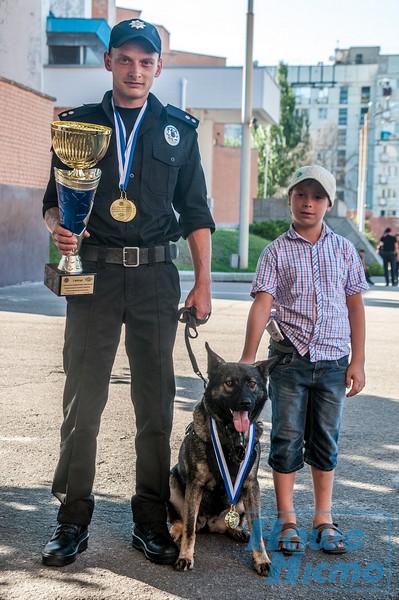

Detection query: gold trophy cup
xmin=44 ymin=121 xmax=112 ymax=296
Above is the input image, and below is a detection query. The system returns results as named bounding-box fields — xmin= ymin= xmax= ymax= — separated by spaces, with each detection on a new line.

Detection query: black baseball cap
xmin=108 ymin=18 xmax=162 ymax=54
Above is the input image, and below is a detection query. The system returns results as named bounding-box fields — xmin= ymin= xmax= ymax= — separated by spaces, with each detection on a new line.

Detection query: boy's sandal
xmin=313 ymin=522 xmax=347 ymax=555
xmin=276 ymin=522 xmax=306 ymax=556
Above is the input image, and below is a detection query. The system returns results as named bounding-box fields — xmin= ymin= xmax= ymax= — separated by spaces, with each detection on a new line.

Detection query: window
xmin=48 ymin=45 xmax=102 ymax=66
xmin=336 ymin=171 xmax=345 ymax=186
xmin=338 ymin=129 xmax=347 ymax=146
xmin=338 ymin=108 xmax=347 ymax=126
xmin=294 ymin=87 xmax=311 ymax=105
xmin=318 ymin=108 xmax=328 ymax=119
xmin=294 ymin=108 xmax=309 ymax=120
xmin=355 ymin=54 xmax=363 ymax=64
xmin=360 ymin=107 xmax=369 ymax=125
xmin=84 ymin=47 xmax=102 ymax=66
xmin=224 ymin=124 xmax=242 ymax=146
xmin=317 ymin=88 xmax=329 ymax=104
xmin=337 ymin=150 xmax=346 ymax=168
xmin=49 ymin=45 xmax=80 ymax=65
xmin=382 ymin=81 xmax=392 ymax=97
xmin=381 ymin=131 xmax=392 ymax=141
xmin=361 ymin=86 xmax=371 ymax=104
xmin=339 ymin=87 xmax=348 ymax=104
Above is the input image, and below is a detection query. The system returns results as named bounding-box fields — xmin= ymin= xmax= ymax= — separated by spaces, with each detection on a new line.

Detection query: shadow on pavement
xmin=0 ymin=283 xmax=66 ymax=317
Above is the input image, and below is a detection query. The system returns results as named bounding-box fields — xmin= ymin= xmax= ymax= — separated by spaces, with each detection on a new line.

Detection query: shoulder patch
xmin=165 ymin=104 xmax=199 ymax=129
xmin=58 ymin=103 xmax=101 ymax=120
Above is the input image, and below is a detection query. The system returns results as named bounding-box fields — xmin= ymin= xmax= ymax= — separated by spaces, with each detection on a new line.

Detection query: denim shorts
xmin=267 ymin=347 xmax=348 ymax=473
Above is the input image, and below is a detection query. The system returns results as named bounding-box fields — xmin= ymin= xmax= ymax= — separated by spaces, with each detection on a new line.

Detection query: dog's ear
xmin=205 ymin=341 xmax=225 ymax=371
xmin=253 ymin=355 xmax=279 ymax=378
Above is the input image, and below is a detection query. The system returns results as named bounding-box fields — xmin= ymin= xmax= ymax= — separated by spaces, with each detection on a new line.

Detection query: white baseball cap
xmin=287 ymin=165 xmax=336 ymax=206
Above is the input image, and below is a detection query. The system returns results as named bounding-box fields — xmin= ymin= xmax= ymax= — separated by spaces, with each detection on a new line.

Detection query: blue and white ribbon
xmin=210 ymin=417 xmax=256 ymax=505
xmin=112 ymin=98 xmax=147 ymax=194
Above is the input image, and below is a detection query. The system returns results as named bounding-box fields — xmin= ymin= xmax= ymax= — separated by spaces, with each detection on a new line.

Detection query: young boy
xmin=240 ymin=165 xmax=368 ymax=555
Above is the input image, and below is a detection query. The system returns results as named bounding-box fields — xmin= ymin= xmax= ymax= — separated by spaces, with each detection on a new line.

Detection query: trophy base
xmin=44 ymin=263 xmax=96 ymax=296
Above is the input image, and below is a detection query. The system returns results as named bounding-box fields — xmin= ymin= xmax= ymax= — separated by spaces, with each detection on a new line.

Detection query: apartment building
xmin=267 ymin=47 xmax=399 ymax=218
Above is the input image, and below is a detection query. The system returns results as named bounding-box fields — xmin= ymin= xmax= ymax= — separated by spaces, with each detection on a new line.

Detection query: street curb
xmin=179 ymin=271 xmax=255 ymax=283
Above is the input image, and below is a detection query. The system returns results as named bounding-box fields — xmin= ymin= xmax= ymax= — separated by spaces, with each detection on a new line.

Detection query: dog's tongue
xmin=233 ymin=411 xmax=250 ymax=433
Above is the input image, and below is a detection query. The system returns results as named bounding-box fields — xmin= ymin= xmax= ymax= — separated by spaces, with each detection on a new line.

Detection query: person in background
xmin=395 ymin=233 xmax=399 ymax=282
xmin=358 ymin=249 xmax=374 ymax=285
xmin=41 ymin=18 xmax=214 ymax=568
xmin=378 ymin=227 xmax=398 ymax=286
xmin=240 ymin=165 xmax=368 ymax=556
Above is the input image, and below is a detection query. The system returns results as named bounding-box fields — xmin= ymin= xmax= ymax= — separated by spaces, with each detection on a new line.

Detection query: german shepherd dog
xmin=168 ymin=343 xmax=277 ymax=575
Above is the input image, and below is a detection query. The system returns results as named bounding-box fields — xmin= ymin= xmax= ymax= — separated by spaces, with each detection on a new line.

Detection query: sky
xmin=116 ymin=0 xmax=399 ymax=66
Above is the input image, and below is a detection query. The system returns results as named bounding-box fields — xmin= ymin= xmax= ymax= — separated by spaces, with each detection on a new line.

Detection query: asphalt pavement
xmin=0 ymin=275 xmax=398 ymax=600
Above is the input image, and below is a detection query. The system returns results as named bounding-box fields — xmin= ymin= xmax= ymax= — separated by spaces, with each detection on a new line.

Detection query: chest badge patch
xmin=164 ymin=125 xmax=180 ymax=146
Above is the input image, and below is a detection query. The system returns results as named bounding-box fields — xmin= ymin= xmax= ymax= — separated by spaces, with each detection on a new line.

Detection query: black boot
xmin=132 ymin=521 xmax=178 ymax=564
xmin=42 ymin=523 xmax=89 ymax=567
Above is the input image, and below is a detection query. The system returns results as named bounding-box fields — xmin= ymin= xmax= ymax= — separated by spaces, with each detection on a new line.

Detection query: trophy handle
xmin=57 ymin=230 xmax=86 ymax=274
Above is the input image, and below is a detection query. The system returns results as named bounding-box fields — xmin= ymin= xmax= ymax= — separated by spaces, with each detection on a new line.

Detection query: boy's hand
xmin=345 ymin=362 xmax=365 ymax=397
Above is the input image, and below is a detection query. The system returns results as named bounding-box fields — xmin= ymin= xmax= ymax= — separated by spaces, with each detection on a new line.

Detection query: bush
xmin=249 ymin=219 xmax=290 ymax=240
xmin=49 ymin=236 xmax=60 ymax=263
xmin=368 ymin=263 xmax=384 ymax=276
xmin=175 ymin=229 xmax=270 ymax=272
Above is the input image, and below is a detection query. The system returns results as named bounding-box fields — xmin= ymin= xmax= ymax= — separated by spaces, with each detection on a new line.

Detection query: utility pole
xmin=238 ymin=0 xmax=254 ymax=269
xmin=357 ymin=107 xmax=370 ymax=233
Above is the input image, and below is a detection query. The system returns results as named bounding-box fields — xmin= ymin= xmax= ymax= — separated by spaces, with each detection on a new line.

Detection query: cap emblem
xmin=164 ymin=125 xmax=180 ymax=146
xmin=130 ymin=19 xmax=146 ymax=30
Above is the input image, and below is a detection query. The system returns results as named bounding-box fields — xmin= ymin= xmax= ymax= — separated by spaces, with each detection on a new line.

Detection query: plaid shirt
xmin=251 ymin=224 xmax=368 ymax=362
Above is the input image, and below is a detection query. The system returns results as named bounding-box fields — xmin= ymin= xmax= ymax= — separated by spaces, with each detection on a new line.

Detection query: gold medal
xmin=110 ymin=192 xmax=136 ymax=222
xmin=225 ymin=505 xmax=240 ymax=529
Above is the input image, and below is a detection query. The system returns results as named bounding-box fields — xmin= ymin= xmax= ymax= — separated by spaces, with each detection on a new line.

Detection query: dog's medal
xmin=110 ymin=191 xmax=137 ymax=222
xmin=112 ymin=98 xmax=147 ymax=222
xmin=210 ymin=418 xmax=256 ymax=530
xmin=225 ymin=504 xmax=240 ymax=529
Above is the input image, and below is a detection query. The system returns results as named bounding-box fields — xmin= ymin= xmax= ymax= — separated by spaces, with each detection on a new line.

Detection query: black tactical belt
xmin=81 ymin=243 xmax=178 ymax=267
xmin=270 ymin=337 xmax=296 ymax=353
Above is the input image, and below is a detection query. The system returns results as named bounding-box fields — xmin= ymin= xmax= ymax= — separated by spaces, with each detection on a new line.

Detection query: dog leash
xmin=177 ymin=306 xmax=210 ymax=387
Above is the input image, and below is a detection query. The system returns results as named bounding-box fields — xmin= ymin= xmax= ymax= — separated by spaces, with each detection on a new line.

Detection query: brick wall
xmin=212 ymin=145 xmax=258 ymax=226
xmin=367 ymin=216 xmax=399 ymax=240
xmin=92 ymin=0 xmax=112 ymax=20
xmin=0 ymin=78 xmax=54 ymax=188
xmin=0 ymin=78 xmax=54 ymax=286
xmin=115 ymin=7 xmax=142 ymax=23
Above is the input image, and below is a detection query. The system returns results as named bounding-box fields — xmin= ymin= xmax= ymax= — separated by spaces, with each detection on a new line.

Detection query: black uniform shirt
xmin=380 ymin=233 xmax=396 ymax=253
xmin=43 ymin=91 xmax=215 ymax=247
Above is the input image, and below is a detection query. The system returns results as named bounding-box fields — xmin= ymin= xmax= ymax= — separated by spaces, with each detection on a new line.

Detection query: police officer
xmin=42 ymin=18 xmax=214 ymax=567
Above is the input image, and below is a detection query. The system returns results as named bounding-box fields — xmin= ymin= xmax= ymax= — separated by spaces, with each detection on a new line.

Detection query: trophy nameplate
xmin=44 ymin=264 xmax=96 ymax=296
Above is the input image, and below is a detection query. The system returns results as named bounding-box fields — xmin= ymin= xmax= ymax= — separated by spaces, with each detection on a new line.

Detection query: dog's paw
xmin=174 ymin=557 xmax=194 ymax=572
xmin=254 ymin=559 xmax=271 ymax=577
xmin=169 ymin=521 xmax=183 ymax=542
xmin=227 ymin=526 xmax=250 ymax=543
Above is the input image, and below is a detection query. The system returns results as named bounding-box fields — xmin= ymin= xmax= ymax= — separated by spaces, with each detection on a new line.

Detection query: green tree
xmin=253 ymin=62 xmax=310 ymax=197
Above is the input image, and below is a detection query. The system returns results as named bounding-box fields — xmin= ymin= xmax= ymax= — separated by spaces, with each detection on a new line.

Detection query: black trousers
xmin=381 ymin=251 xmax=397 ymax=285
xmin=53 ymin=260 xmax=180 ymax=525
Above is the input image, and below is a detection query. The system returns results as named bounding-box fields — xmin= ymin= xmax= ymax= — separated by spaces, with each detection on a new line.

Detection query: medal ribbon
xmin=210 ymin=418 xmax=256 ymax=505
xmin=112 ymin=98 xmax=148 ymax=194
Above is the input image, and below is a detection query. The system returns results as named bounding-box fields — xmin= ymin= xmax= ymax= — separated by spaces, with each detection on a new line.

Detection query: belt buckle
xmin=122 ymin=247 xmax=139 ymax=267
